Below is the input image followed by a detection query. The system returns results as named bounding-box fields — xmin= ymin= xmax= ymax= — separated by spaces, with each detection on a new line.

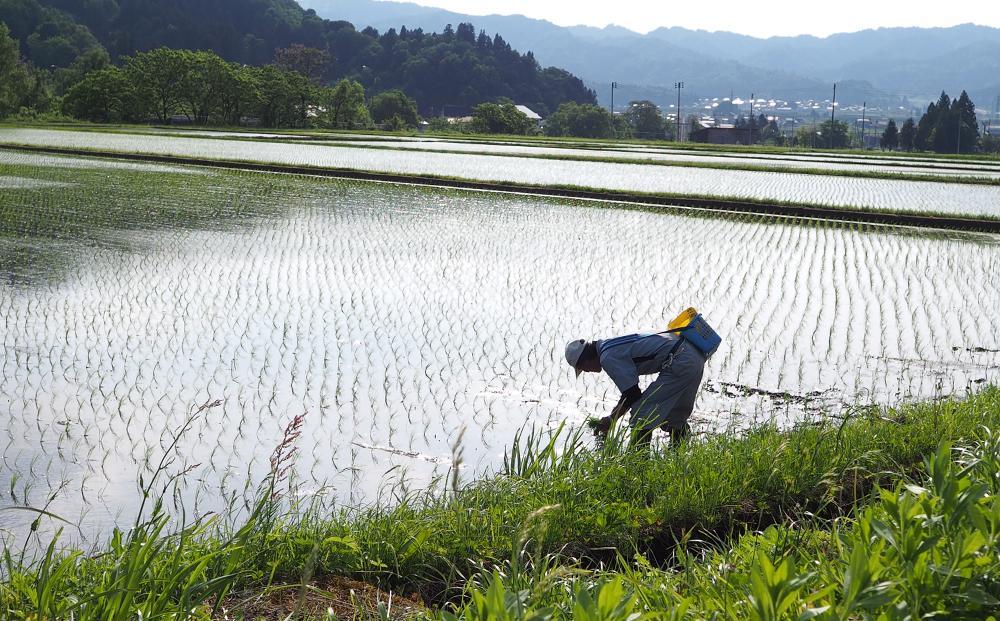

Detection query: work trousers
xmin=629 ymin=340 xmax=705 ymax=432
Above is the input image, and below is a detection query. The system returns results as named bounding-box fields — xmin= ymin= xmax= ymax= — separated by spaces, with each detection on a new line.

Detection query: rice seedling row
xmin=3 ymin=128 xmax=1000 ymax=218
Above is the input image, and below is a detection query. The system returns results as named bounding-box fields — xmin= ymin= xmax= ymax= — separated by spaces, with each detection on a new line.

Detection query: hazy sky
xmin=394 ymin=0 xmax=1000 ymax=38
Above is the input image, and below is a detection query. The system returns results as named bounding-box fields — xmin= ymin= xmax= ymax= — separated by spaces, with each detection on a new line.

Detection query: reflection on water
xmin=3 ymin=128 xmax=1000 ymax=217
xmin=2 ymin=151 xmax=999 ymax=545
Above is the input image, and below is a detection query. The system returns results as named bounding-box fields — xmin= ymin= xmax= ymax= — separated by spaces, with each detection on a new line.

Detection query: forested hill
xmin=0 ymin=0 xmax=596 ymax=115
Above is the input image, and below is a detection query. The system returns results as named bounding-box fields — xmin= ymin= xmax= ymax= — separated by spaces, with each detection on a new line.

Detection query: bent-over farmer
xmin=565 ymin=312 xmax=720 ymax=446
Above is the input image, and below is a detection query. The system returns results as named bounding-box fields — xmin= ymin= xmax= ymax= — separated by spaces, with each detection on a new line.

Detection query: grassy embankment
xmin=2 ymin=388 xmax=999 ymax=619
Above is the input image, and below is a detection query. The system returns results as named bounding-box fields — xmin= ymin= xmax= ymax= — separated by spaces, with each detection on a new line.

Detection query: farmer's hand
xmin=587 ymin=415 xmax=613 ymax=437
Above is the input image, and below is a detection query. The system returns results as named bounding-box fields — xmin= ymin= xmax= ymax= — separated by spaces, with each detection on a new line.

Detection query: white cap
xmin=565 ymin=339 xmax=587 ymax=377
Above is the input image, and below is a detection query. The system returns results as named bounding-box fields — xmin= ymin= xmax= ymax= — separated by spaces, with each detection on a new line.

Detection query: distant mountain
xmin=0 ymin=0 xmax=596 ymax=114
xmin=300 ymin=0 xmax=1000 ymax=109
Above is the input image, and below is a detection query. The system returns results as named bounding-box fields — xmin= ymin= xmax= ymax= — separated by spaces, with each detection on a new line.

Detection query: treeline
xmin=879 ymin=91 xmax=988 ymax=154
xmin=60 ymin=47 xmax=404 ymax=128
xmin=0 ymin=0 xmax=596 ymax=117
xmin=463 ymin=100 xmax=687 ymax=140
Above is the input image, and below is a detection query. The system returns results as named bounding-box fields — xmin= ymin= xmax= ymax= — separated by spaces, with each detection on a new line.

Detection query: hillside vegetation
xmin=0 ymin=0 xmax=595 ymax=115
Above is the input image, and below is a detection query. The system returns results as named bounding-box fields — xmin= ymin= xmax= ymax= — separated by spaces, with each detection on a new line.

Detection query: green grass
xmin=2 ymin=388 xmax=1000 ymax=619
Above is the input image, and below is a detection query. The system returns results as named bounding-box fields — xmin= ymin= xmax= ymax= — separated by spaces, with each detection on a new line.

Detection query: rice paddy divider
xmin=4 ymin=143 xmax=1000 ymax=233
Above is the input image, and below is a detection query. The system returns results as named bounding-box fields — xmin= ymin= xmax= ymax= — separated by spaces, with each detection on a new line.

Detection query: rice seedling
xmin=3 ymin=128 xmax=1000 ymax=218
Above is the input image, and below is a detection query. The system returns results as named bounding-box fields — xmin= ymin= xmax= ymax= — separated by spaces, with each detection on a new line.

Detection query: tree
xmin=125 ymin=47 xmax=189 ymax=123
xmin=951 ymin=91 xmax=979 ymax=154
xmin=251 ymin=64 xmax=313 ymax=128
xmin=323 ymin=79 xmax=369 ymax=129
xmin=899 ymin=118 xmax=916 ymax=151
xmin=880 ymin=119 xmax=899 ymax=151
xmin=817 ymin=119 xmax=851 ymax=148
xmin=686 ymin=114 xmax=703 ymax=139
xmin=621 ymin=100 xmax=664 ymax=140
xmin=177 ymin=51 xmax=238 ymax=124
xmin=915 ymin=92 xmax=948 ymax=150
xmin=471 ymin=101 xmax=532 ymax=135
xmin=0 ymin=22 xmax=34 ymax=118
xmin=62 ymin=66 xmax=133 ymax=122
xmin=915 ymin=90 xmax=979 ymax=153
xmin=544 ymin=102 xmax=613 ymax=138
xmin=274 ymin=44 xmax=332 ymax=84
xmin=370 ymin=89 xmax=419 ymax=128
xmin=760 ymin=119 xmax=783 ymax=145
xmin=52 ymin=46 xmax=110 ymax=95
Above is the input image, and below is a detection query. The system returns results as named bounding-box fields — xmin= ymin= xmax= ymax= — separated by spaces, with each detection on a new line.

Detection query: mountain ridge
xmin=301 ymin=0 xmax=1000 ymax=109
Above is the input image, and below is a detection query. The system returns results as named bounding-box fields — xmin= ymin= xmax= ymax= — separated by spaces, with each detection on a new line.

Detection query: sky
xmin=392 ymin=0 xmax=1000 ymax=38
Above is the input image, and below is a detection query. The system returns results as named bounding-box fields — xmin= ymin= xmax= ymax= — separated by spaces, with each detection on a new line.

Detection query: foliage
xmin=621 ymin=100 xmax=664 ymax=140
xmin=795 ymin=119 xmax=853 ymax=149
xmin=321 ymin=78 xmax=369 ymax=129
xmin=912 ymin=91 xmax=980 ymax=154
xmin=62 ymin=65 xmax=133 ymax=122
xmin=274 ymin=43 xmax=332 ymax=83
xmin=471 ymin=100 xmax=533 ymax=135
xmin=1 ymin=0 xmax=596 ymax=116
xmin=899 ymin=117 xmax=916 ymax=151
xmin=60 ymin=47 xmax=327 ymax=127
xmin=370 ymin=88 xmax=419 ymax=128
xmin=544 ymin=102 xmax=614 ymax=138
xmin=880 ymin=118 xmax=899 ymax=150
xmin=0 ymin=22 xmax=48 ymax=118
xmin=443 ymin=432 xmax=1000 ymax=619
xmin=982 ymin=133 xmax=1000 ymax=154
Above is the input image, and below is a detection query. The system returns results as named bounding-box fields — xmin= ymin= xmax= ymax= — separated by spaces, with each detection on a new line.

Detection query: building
xmin=515 ymin=105 xmax=543 ymax=127
xmin=690 ymin=125 xmax=759 ymax=145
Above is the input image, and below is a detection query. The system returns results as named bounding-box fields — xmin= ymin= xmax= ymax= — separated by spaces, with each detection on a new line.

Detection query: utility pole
xmin=610 ymin=81 xmax=617 ymax=138
xmin=748 ymin=92 xmax=755 ymax=145
xmin=830 ymin=83 xmax=837 ymax=149
xmin=674 ymin=81 xmax=684 ymax=141
xmin=860 ymin=101 xmax=866 ymax=148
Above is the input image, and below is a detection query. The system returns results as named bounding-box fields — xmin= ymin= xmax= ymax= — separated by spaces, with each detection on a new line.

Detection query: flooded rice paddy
xmin=327 ymin=139 xmax=1000 ymax=178
xmin=3 ymin=128 xmax=1000 ymax=218
xmin=2 ymin=148 xmax=1000 ymax=544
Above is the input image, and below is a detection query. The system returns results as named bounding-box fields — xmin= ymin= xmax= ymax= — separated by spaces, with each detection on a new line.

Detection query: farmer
xmin=565 ymin=328 xmax=709 ymax=446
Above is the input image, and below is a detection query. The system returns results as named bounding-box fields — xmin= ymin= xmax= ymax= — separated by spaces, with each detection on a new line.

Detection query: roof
xmin=515 ymin=105 xmax=542 ymax=120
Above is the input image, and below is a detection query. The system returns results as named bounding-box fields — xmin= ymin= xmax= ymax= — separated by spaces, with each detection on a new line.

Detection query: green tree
xmin=951 ymin=90 xmax=979 ymax=154
xmin=125 ymin=47 xmax=189 ymax=122
xmin=0 ymin=22 xmax=38 ymax=118
xmin=899 ymin=117 xmax=916 ymax=151
xmin=177 ymin=51 xmax=238 ymax=124
xmin=470 ymin=101 xmax=532 ymax=135
xmin=62 ymin=66 xmax=133 ymax=122
xmin=818 ymin=118 xmax=851 ymax=148
xmin=51 ymin=45 xmax=110 ymax=95
xmin=916 ymin=92 xmax=949 ymax=150
xmin=760 ymin=119 xmax=783 ymax=145
xmin=982 ymin=133 xmax=1000 ymax=154
xmin=323 ymin=79 xmax=369 ymax=129
xmin=274 ymin=44 xmax=332 ymax=84
xmin=621 ymin=100 xmax=663 ymax=140
xmin=370 ymin=89 xmax=419 ymax=128
xmin=544 ymin=102 xmax=613 ymax=138
xmin=251 ymin=64 xmax=313 ymax=128
xmin=880 ymin=119 xmax=899 ymax=150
